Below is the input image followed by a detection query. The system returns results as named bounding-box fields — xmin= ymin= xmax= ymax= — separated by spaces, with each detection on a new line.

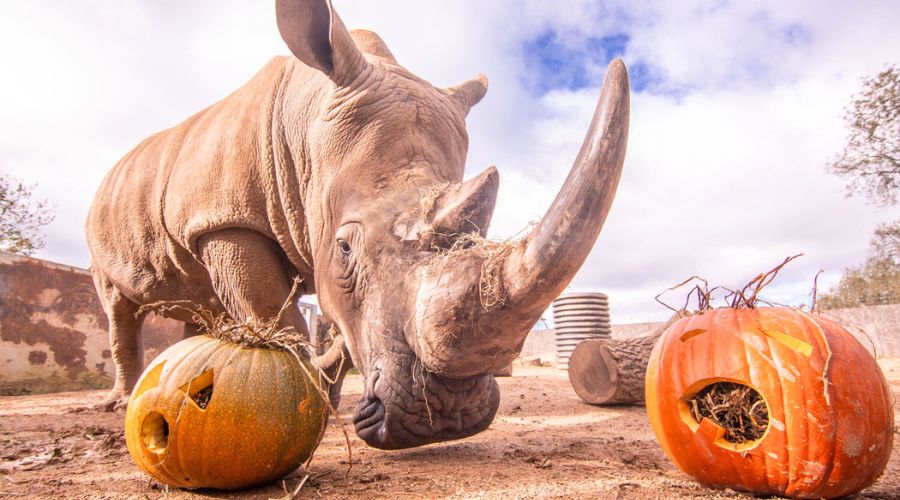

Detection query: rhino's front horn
xmin=414 ymin=59 xmax=629 ymax=378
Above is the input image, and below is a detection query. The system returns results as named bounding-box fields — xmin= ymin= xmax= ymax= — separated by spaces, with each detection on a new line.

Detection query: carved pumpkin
xmin=124 ymin=335 xmax=328 ymax=490
xmin=645 ymin=307 xmax=893 ymax=499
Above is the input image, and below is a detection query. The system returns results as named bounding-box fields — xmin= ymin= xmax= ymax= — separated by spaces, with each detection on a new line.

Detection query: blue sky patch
xmin=783 ymin=23 xmax=810 ymax=45
xmin=521 ymin=30 xmax=631 ymax=94
xmin=628 ymin=61 xmax=662 ymax=93
xmin=521 ymin=30 xmax=664 ymax=95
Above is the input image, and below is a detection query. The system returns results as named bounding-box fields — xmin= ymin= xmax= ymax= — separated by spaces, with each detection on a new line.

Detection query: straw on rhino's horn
xmin=415 ymin=59 xmax=630 ymax=378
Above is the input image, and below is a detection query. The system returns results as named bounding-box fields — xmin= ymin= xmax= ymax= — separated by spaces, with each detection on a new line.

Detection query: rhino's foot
xmin=95 ymin=389 xmax=129 ymax=412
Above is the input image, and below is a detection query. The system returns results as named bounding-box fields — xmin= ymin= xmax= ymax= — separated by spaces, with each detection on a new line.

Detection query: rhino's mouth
xmin=352 ymin=365 xmax=500 ymax=450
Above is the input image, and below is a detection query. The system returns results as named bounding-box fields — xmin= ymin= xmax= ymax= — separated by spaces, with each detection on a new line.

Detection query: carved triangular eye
xmin=180 ymin=369 xmax=215 ymax=410
xmin=132 ymin=361 xmax=166 ymax=400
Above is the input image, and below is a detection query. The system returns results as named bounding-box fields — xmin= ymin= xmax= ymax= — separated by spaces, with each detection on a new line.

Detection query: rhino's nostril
xmin=355 ymin=397 xmax=380 ymax=421
xmin=354 ymin=397 xmax=385 ymax=440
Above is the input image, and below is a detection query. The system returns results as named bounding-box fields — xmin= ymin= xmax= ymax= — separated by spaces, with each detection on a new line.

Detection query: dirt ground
xmin=2 ymin=361 xmax=899 ymax=499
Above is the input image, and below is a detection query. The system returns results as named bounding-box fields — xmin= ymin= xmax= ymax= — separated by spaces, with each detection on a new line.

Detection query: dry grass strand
xmin=441 ymin=232 xmax=517 ymax=310
xmin=419 ymin=182 xmax=451 ymax=219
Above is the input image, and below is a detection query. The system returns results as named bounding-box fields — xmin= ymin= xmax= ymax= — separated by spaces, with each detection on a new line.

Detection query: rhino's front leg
xmin=199 ymin=229 xmax=357 ymax=410
xmin=313 ymin=332 xmax=354 ymax=409
xmin=198 ymin=228 xmax=309 ymax=334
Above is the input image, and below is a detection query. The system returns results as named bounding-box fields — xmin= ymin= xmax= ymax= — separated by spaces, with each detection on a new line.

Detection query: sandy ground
xmin=1 ymin=361 xmax=898 ymax=499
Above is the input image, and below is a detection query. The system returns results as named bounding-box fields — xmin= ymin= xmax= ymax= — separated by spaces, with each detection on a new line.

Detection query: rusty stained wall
xmin=0 ymin=251 xmax=182 ymax=394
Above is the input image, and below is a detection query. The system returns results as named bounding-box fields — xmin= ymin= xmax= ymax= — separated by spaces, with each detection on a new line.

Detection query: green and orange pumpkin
xmin=124 ymin=334 xmax=328 ymax=490
xmin=645 ymin=307 xmax=893 ymax=498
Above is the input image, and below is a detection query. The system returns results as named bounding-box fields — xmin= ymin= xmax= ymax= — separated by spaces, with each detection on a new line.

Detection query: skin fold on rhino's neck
xmin=260 ymin=57 xmax=330 ymax=290
xmin=265 ymin=56 xmax=386 ymax=292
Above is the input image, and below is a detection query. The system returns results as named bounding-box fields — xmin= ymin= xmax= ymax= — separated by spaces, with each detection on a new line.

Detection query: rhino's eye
xmin=337 ymin=239 xmax=352 ymax=257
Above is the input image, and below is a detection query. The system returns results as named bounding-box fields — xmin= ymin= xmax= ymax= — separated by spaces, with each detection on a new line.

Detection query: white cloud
xmin=1 ymin=1 xmax=897 ymax=324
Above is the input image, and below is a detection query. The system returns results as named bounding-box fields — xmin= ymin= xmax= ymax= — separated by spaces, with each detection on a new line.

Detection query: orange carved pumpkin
xmin=645 ymin=307 xmax=893 ymax=499
xmin=124 ymin=335 xmax=328 ymax=490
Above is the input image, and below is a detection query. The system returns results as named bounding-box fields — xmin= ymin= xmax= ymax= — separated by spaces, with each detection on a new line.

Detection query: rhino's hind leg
xmin=92 ymin=270 xmax=147 ymax=411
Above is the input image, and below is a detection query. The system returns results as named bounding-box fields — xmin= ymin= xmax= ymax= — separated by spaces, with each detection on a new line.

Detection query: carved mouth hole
xmin=141 ymin=411 xmax=169 ymax=454
xmin=688 ymin=381 xmax=769 ymax=444
xmin=181 ymin=369 xmax=214 ymax=410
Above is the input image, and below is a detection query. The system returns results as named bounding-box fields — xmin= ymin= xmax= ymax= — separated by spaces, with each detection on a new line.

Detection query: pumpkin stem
xmin=655 ymin=276 xmax=728 ymax=313
xmin=656 ymin=254 xmax=805 ymax=313
xmin=810 ymin=268 xmax=825 ymax=313
xmin=728 ymin=253 xmax=803 ymax=308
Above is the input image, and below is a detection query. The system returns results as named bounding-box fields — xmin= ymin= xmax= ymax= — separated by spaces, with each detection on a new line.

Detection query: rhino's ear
xmin=447 ymin=74 xmax=488 ymax=115
xmin=276 ymin=0 xmax=368 ymax=86
xmin=422 ymin=166 xmax=499 ymax=249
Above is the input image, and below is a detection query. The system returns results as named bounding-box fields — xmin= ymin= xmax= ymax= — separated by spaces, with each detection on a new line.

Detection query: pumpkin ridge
xmin=731 ymin=310 xmax=760 ymax=489
xmin=149 ymin=338 xmax=216 ymax=488
xmin=177 ymin=337 xmax=214 ymax=487
xmin=236 ymin=346 xmax=264 ymax=485
xmin=793 ymin=311 xmax=838 ymax=496
xmin=742 ymin=312 xmax=778 ymax=492
xmin=752 ymin=311 xmax=787 ymax=492
xmin=767 ymin=311 xmax=805 ymax=493
xmin=197 ymin=341 xmax=241 ymax=486
xmin=157 ymin=339 xmax=200 ymax=487
xmin=264 ymin=349 xmax=289 ymax=482
xmin=796 ymin=311 xmax=834 ymax=407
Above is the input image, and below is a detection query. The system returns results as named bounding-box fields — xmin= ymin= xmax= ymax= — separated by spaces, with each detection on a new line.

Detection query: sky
xmin=1 ymin=1 xmax=898 ymax=324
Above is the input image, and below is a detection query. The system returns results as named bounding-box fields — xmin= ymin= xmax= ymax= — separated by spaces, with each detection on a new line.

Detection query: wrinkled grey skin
xmin=86 ymin=0 xmax=629 ymax=451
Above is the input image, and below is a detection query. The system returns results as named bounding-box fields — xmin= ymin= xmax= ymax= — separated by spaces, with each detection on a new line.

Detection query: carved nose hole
xmin=680 ymin=380 xmax=769 ymax=451
xmin=141 ymin=411 xmax=169 ymax=454
xmin=180 ymin=369 xmax=214 ymax=410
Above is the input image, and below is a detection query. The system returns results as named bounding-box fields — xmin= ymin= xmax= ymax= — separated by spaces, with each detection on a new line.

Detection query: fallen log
xmin=568 ymin=314 xmax=683 ymax=405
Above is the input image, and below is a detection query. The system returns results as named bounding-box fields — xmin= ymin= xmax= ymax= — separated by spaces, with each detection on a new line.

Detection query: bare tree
xmin=828 ymin=65 xmax=899 ymax=206
xmin=0 ymin=174 xmax=55 ymax=256
xmin=872 ymin=219 xmax=900 ymax=260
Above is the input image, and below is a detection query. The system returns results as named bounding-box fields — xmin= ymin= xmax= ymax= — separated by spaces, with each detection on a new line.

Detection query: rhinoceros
xmin=85 ymin=0 xmax=629 ymax=450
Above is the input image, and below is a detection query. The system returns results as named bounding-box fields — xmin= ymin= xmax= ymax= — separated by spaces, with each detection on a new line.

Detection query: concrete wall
xmin=609 ymin=306 xmax=900 ymax=358
xmin=824 ymin=304 xmax=900 ymax=358
xmin=0 ymin=252 xmax=182 ymax=394
xmin=520 ymin=329 xmax=555 ymax=358
xmin=611 ymin=321 xmax=664 ymax=339
xmin=520 ymin=304 xmax=900 ymax=362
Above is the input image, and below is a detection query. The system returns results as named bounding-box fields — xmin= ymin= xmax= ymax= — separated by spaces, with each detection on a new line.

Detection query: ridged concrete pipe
xmin=552 ymin=292 xmax=611 ymax=369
